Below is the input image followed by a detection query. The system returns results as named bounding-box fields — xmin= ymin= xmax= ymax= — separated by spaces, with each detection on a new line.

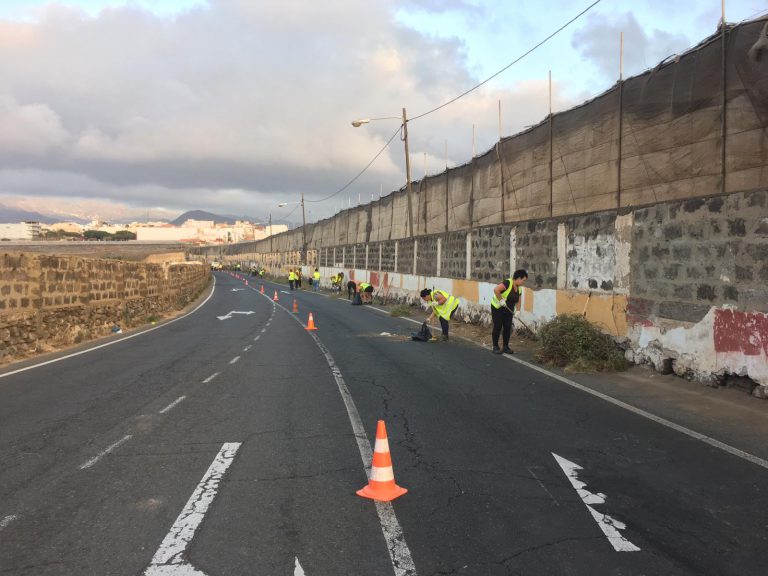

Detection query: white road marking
xmin=79 ymin=435 xmax=132 ymax=470
xmin=553 ymin=453 xmax=640 ymax=552
xmin=0 ymin=515 xmax=18 ymax=531
xmin=144 ymin=443 xmax=241 ymax=575
xmin=366 ymin=305 xmax=768 ymax=471
xmin=280 ymin=290 xmax=291 ymax=294
xmin=202 ymin=372 xmax=220 ymax=384
xmin=253 ymin=336 xmax=261 ymax=342
xmin=261 ymin=328 xmax=267 ymax=333
xmin=0 ymin=276 xmax=216 ymax=381
xmin=230 ymin=288 xmax=243 ymax=292
xmin=229 ymin=356 xmax=240 ymax=365
xmin=159 ymin=396 xmax=187 ymax=414
xmin=294 ymin=557 xmax=306 ymax=576
xmin=254 ymin=288 xmax=417 ymax=576
xmin=243 ymin=345 xmax=252 ymax=352
xmin=217 ymin=310 xmax=255 ymax=321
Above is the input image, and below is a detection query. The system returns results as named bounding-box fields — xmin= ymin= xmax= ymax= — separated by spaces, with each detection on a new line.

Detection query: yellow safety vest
xmin=491 ymin=279 xmax=520 ymax=309
xmin=289 ymin=272 xmax=295 ymax=281
xmin=314 ymin=271 xmax=320 ymax=280
xmin=430 ymin=289 xmax=459 ymax=321
xmin=359 ymin=282 xmax=370 ymax=291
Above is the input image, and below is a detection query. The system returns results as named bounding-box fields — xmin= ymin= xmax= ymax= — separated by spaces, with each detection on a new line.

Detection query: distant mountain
xmin=171 ymin=210 xmax=262 ymax=226
xmin=0 ymin=204 xmax=58 ymax=224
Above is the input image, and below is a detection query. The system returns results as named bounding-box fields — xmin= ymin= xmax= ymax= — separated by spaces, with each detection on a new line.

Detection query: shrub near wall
xmin=0 ymin=253 xmax=210 ymax=363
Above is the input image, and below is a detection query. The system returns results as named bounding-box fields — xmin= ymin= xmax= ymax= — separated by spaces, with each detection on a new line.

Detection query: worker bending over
xmin=420 ymin=288 xmax=459 ymax=341
xmin=358 ymin=281 xmax=374 ymax=304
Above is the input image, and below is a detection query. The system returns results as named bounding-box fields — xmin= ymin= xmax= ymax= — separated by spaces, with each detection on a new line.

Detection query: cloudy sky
xmin=0 ymin=0 xmax=763 ymax=224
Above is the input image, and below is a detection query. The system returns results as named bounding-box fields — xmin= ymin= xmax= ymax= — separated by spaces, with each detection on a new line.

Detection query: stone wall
xmin=0 ymin=254 xmax=209 ymax=363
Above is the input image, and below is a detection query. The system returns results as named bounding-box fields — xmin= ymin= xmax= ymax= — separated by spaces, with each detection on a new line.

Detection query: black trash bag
xmin=351 ymin=292 xmax=363 ymax=305
xmin=411 ymin=322 xmax=432 ymax=341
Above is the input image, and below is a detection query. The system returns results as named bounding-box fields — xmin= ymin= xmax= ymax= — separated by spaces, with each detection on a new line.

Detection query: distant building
xmin=135 ymin=220 xmax=288 ymax=244
xmin=0 ymin=221 xmax=41 ymax=240
xmin=48 ymin=222 xmax=85 ymax=234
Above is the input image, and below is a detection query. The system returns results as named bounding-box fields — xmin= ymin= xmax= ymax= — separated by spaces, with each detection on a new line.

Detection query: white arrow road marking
xmin=144 ymin=443 xmax=241 ymax=575
xmin=552 ymin=453 xmax=640 ymax=552
xmin=217 ymin=311 xmax=255 ymax=321
xmin=79 ymin=435 xmax=132 ymax=470
xmin=294 ymin=557 xmax=306 ymax=576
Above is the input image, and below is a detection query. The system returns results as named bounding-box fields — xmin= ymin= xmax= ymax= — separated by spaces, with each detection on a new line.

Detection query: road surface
xmin=1 ymin=272 xmax=766 ymax=575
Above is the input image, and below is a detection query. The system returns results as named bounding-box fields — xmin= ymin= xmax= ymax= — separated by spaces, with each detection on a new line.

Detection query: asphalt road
xmin=1 ymin=272 xmax=766 ymax=575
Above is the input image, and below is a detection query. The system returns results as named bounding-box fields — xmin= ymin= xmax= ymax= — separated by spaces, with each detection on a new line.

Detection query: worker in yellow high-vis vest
xmin=358 ymin=281 xmax=374 ymax=303
xmin=420 ymin=288 xmax=459 ymax=341
xmin=313 ymin=268 xmax=321 ymax=292
xmin=491 ymin=269 xmax=528 ymax=355
xmin=288 ymin=269 xmax=296 ymax=291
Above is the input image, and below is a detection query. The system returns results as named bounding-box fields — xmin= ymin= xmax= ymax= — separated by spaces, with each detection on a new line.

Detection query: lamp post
xmin=351 ymin=108 xmax=414 ymax=238
xmin=277 ymin=192 xmax=307 ymax=264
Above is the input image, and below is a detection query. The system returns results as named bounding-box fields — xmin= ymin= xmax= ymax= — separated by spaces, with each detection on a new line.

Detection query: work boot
xmin=442 ymin=334 xmax=449 ymax=342
xmin=492 ymin=345 xmax=502 ymax=354
xmin=502 ymin=347 xmax=514 ymax=355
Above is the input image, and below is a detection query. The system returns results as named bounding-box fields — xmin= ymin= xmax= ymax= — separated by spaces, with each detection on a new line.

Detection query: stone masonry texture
xmin=470 ymin=225 xmax=512 ymax=282
xmin=416 ymin=236 xmax=439 ymax=276
xmin=0 ymin=254 xmax=209 ymax=363
xmin=629 ymin=190 xmax=768 ymax=323
xmin=515 ymin=220 xmax=559 ymax=289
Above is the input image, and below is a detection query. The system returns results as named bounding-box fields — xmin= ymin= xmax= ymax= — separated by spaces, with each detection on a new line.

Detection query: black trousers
xmin=438 ymin=307 xmax=458 ymax=336
xmin=491 ymin=305 xmax=513 ymax=348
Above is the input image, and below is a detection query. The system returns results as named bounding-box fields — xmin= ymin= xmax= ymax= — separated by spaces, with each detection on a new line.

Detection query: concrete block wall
xmin=217 ymin=188 xmax=766 ymax=391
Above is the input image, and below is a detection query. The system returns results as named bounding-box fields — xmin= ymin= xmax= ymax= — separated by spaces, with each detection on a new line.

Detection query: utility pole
xmin=402 ymin=107 xmax=414 ymax=238
xmin=269 ymin=212 xmax=273 ymax=253
xmin=300 ymin=192 xmax=307 ymax=265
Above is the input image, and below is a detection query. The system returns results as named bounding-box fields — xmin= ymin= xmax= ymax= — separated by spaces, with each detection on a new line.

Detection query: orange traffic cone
xmin=292 ymin=299 xmax=299 ymax=313
xmin=260 ymin=285 xmax=264 ymax=294
xmin=305 ymin=312 xmax=318 ymax=331
xmin=273 ymin=290 xmax=279 ymax=302
xmin=245 ymin=279 xmax=248 ymax=286
xmin=357 ymin=420 xmax=407 ymax=502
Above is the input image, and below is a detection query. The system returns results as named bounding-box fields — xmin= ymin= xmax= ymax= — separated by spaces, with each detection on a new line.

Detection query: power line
xmin=409 ymin=0 xmax=604 ymax=122
xmin=305 ymin=126 xmax=401 ymax=204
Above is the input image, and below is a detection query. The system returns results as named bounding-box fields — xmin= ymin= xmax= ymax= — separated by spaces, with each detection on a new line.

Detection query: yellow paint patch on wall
xmin=452 ymin=279 xmax=479 ymax=302
xmin=523 ymin=286 xmax=534 ymax=313
xmin=555 ymin=292 xmax=628 ymax=336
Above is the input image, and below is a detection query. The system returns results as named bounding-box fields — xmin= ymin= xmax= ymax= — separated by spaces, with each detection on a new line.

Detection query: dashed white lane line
xmin=253 ymin=336 xmax=261 ymax=342
xmin=253 ymin=286 xmax=417 ymax=576
xmin=243 ymin=345 xmax=252 ymax=352
xmin=229 ymin=356 xmax=240 ymax=365
xmin=79 ymin=435 xmax=132 ymax=470
xmin=159 ymin=396 xmax=187 ymax=414
xmin=0 ymin=515 xmax=18 ymax=531
xmin=203 ymin=372 xmax=220 ymax=383
xmin=144 ymin=443 xmax=241 ymax=575
xmin=261 ymin=328 xmax=267 ymax=333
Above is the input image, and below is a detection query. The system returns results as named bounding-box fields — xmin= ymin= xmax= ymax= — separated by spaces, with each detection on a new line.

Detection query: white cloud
xmin=0 ymin=0 xmax=576 ymax=222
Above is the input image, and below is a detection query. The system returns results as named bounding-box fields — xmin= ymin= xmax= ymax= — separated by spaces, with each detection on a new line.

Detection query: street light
xmin=277 ymin=192 xmax=307 ymax=265
xmin=351 ymin=109 xmax=414 ymax=238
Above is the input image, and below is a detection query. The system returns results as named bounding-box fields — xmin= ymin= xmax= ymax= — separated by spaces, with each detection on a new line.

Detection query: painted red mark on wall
xmin=370 ymin=272 xmax=379 ymax=287
xmin=714 ymin=309 xmax=768 ymax=356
